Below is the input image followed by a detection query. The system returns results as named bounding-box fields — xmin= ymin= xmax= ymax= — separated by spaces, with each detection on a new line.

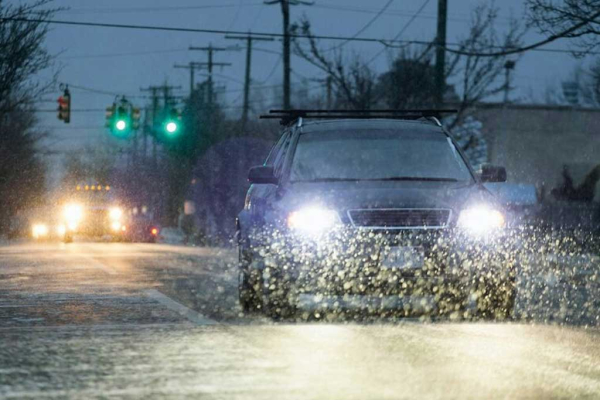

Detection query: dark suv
xmin=237 ymin=111 xmax=516 ymax=320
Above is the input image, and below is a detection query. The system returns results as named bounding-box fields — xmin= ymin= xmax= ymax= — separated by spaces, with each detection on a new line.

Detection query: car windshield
xmin=290 ymin=130 xmax=472 ymax=182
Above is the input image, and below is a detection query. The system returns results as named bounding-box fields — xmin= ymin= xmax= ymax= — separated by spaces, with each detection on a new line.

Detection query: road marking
xmin=66 ymin=245 xmax=218 ymax=326
xmin=143 ymin=289 xmax=218 ymax=326
xmin=76 ymin=252 xmax=118 ymax=275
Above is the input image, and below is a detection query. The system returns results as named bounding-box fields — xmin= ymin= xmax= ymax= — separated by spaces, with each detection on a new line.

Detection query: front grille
xmin=348 ymin=208 xmax=451 ymax=229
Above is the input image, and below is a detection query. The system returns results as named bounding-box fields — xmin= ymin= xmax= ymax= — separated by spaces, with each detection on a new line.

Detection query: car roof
xmin=297 ymin=118 xmax=446 ymax=135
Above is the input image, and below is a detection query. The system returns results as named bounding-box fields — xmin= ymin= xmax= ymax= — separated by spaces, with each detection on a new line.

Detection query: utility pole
xmin=188 ymin=44 xmax=233 ymax=105
xmin=226 ymin=33 xmax=274 ymax=129
xmin=435 ymin=0 xmax=448 ymax=108
xmin=265 ymin=0 xmax=313 ymax=110
xmin=174 ymin=62 xmax=207 ymax=95
xmin=503 ymin=60 xmax=516 ymax=104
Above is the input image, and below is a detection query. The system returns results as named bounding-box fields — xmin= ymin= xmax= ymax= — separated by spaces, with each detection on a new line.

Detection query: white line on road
xmin=72 ymin=245 xmax=218 ymax=326
xmin=76 ymin=250 xmax=118 ymax=275
xmin=143 ymin=289 xmax=218 ymax=326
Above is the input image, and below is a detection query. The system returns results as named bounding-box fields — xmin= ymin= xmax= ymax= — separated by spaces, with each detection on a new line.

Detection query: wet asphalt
xmin=0 ymin=241 xmax=599 ymax=399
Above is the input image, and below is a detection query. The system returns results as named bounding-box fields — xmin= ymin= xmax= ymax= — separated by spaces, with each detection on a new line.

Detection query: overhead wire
xmin=323 ymin=0 xmax=395 ymax=53
xmin=4 ymin=17 xmax=598 ymax=57
xmin=59 ymin=3 xmax=264 ymax=15
xmin=367 ymin=0 xmax=432 ymax=65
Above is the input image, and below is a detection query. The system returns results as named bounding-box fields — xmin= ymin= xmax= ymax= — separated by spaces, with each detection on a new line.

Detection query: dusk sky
xmin=30 ymin=0 xmax=591 ymax=176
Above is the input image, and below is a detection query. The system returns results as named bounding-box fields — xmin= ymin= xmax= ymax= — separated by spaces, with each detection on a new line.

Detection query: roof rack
xmin=260 ymin=109 xmax=457 ymax=125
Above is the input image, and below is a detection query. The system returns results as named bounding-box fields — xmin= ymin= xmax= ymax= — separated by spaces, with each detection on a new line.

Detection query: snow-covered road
xmin=0 ymin=242 xmax=599 ymax=399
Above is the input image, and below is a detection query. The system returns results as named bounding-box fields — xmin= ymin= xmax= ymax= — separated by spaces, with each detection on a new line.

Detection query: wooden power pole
xmin=435 ymin=0 xmax=448 ymax=108
xmin=174 ymin=62 xmax=207 ymax=95
xmin=188 ymin=44 xmax=233 ymax=105
xmin=225 ymin=33 xmax=274 ymax=129
xmin=264 ymin=0 xmax=313 ymax=110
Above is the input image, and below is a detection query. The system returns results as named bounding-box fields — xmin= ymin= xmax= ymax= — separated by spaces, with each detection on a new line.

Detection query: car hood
xmin=278 ymin=181 xmax=497 ymax=221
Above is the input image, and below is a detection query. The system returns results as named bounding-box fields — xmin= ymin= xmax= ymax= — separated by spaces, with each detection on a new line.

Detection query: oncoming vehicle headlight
xmin=109 ymin=207 xmax=123 ymax=221
xmin=32 ymin=224 xmax=49 ymax=238
xmin=457 ymin=205 xmax=505 ymax=235
xmin=64 ymin=204 xmax=83 ymax=223
xmin=287 ymin=206 xmax=340 ymax=235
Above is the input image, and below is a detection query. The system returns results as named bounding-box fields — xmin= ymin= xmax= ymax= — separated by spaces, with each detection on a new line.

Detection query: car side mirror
xmin=480 ymin=164 xmax=507 ymax=183
xmin=248 ymin=165 xmax=278 ymax=185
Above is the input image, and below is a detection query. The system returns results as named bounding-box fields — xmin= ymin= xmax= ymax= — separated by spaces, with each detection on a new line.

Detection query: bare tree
xmin=290 ymin=19 xmax=378 ymax=110
xmin=527 ymin=0 xmax=600 ymax=54
xmin=377 ymin=46 xmax=441 ymax=110
xmin=445 ymin=3 xmax=524 ymax=127
xmin=0 ymin=1 xmax=59 ymax=234
xmin=290 ymin=3 xmax=522 ymax=123
xmin=0 ymin=0 xmax=59 ymax=111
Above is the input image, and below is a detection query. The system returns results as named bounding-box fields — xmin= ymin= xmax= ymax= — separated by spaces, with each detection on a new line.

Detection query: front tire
xmin=262 ymin=271 xmax=297 ymax=320
xmin=239 ymin=268 xmax=262 ymax=314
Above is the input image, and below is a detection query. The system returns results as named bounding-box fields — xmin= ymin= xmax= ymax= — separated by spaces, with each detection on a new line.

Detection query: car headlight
xmin=57 ymin=225 xmax=66 ymax=236
xmin=109 ymin=207 xmax=123 ymax=221
xmin=287 ymin=206 xmax=340 ymax=235
xmin=64 ymin=204 xmax=83 ymax=222
xmin=32 ymin=224 xmax=48 ymax=238
xmin=457 ymin=205 xmax=505 ymax=234
xmin=111 ymin=221 xmax=122 ymax=232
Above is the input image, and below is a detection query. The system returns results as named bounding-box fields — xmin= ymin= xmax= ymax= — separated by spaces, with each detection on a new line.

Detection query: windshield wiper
xmin=292 ymin=178 xmax=364 ymax=182
xmin=292 ymin=177 xmax=460 ymax=183
xmin=366 ymin=177 xmax=460 ymax=182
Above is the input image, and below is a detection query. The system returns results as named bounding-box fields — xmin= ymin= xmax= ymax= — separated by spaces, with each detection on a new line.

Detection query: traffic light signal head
xmin=105 ymin=104 xmax=116 ymax=128
xmin=132 ymin=107 xmax=141 ymax=130
xmin=162 ymin=108 xmax=182 ymax=137
xmin=112 ymin=106 xmax=131 ymax=135
xmin=57 ymin=89 xmax=71 ymax=123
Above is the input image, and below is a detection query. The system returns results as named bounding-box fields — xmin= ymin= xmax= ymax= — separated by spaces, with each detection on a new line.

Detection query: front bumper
xmin=248 ymin=226 xmax=516 ymax=297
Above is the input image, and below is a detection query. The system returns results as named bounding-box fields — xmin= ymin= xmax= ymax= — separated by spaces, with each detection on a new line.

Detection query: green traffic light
xmin=165 ymin=120 xmax=179 ymax=135
xmin=115 ymin=119 xmax=127 ymax=131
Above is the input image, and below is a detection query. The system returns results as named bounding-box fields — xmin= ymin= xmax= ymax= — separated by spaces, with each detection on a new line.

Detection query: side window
xmin=273 ymin=133 xmax=293 ymax=176
xmin=265 ymin=132 xmax=289 ymax=166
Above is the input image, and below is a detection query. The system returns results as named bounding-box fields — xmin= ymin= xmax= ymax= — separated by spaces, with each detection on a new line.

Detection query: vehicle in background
xmin=124 ymin=211 xmax=160 ymax=243
xmin=58 ymin=184 xmax=127 ymax=243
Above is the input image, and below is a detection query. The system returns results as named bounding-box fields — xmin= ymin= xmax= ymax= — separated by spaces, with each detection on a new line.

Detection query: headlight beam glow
xmin=457 ymin=205 xmax=505 ymax=235
xmin=288 ymin=206 xmax=340 ymax=235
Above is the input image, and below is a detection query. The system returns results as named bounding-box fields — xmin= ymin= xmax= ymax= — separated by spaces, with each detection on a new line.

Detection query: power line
xmin=4 ymin=17 xmax=598 ymax=57
xmin=443 ymin=9 xmax=600 ymax=58
xmin=61 ymin=3 xmax=264 ymax=15
xmin=1 ymin=16 xmax=429 ymax=45
xmin=257 ymin=56 xmax=283 ymax=84
xmin=325 ymin=0 xmax=395 ymax=53
xmin=312 ymin=3 xmax=510 ymax=24
xmin=368 ymin=0 xmax=432 ymax=65
xmin=66 ymin=83 xmax=149 ymax=98
xmin=14 ymin=109 xmax=107 ymax=113
xmin=59 ymin=48 xmax=188 ymax=60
